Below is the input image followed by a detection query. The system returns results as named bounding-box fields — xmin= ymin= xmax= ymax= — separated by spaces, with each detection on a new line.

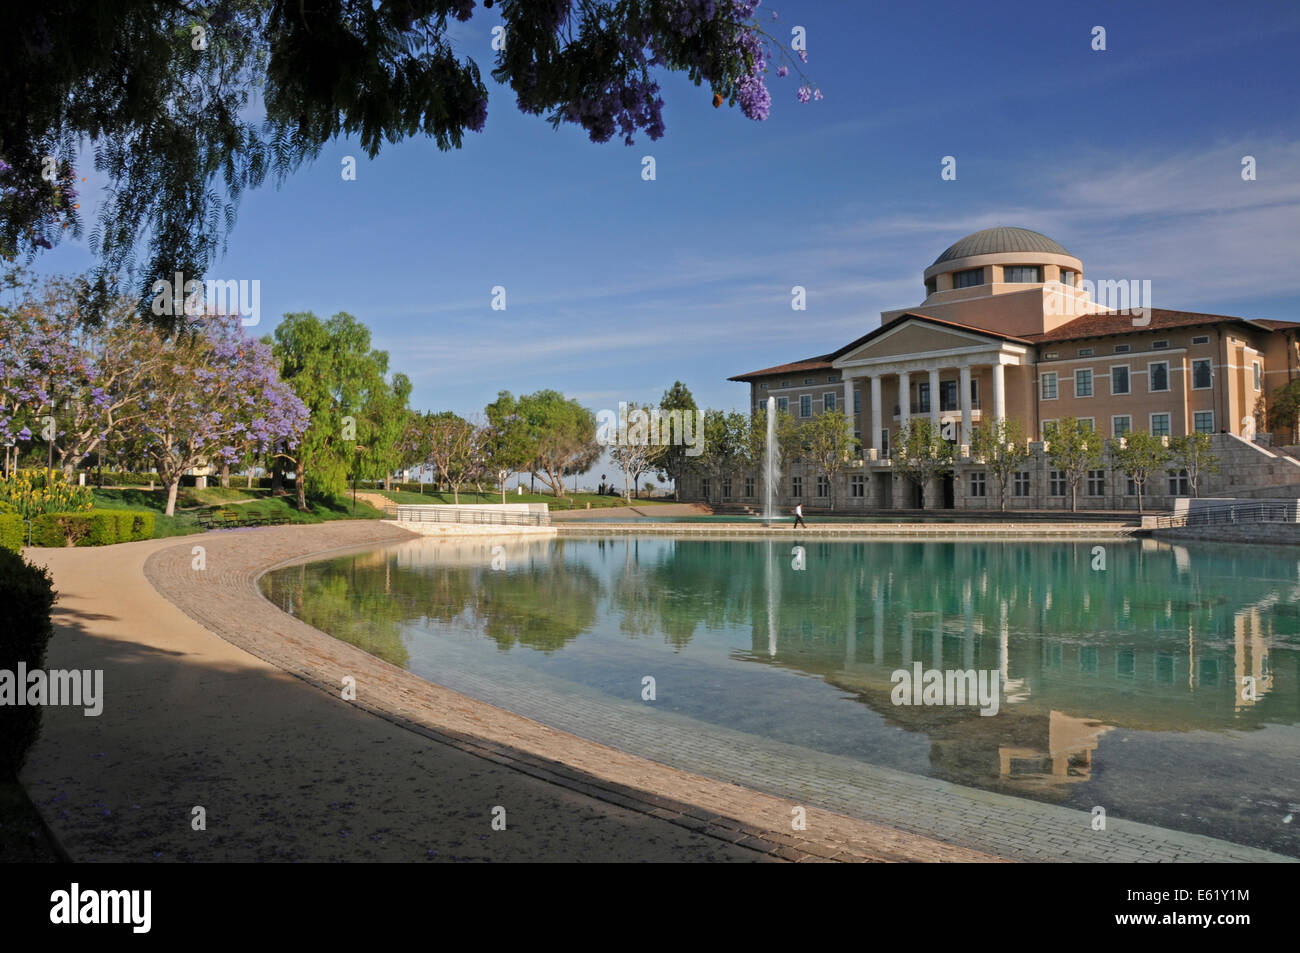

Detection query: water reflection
xmin=261 ymin=535 xmax=1300 ymax=853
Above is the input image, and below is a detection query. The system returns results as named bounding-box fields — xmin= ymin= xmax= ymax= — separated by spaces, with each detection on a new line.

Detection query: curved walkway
xmin=21 ymin=523 xmax=994 ymax=862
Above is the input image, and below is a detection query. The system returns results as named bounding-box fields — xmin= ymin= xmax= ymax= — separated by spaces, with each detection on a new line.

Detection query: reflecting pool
xmin=260 ymin=536 xmax=1300 ymax=857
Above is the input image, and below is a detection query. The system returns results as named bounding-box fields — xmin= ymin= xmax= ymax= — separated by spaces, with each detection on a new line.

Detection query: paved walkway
xmin=20 ymin=523 xmax=995 ymax=862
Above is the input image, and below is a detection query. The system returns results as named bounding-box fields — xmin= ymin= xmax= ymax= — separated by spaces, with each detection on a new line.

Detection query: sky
xmin=33 ymin=0 xmax=1300 ymax=445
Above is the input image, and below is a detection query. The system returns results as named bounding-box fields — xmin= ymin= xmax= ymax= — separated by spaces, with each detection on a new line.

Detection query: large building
xmin=697 ymin=227 xmax=1300 ymax=510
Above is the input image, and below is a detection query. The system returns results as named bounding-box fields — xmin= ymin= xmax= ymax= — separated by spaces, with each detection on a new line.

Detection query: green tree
xmin=513 ymin=390 xmax=598 ymax=498
xmin=1265 ymin=380 xmax=1300 ymax=444
xmin=656 ymin=381 xmax=698 ymax=500
xmin=608 ymin=403 xmax=666 ymax=501
xmin=894 ymin=419 xmax=954 ymax=510
xmin=271 ymin=312 xmax=395 ymax=510
xmin=1169 ymin=431 xmax=1220 ymax=499
xmin=971 ymin=417 xmax=1030 ymax=512
xmin=697 ymin=408 xmax=748 ymax=503
xmin=797 ymin=409 xmax=858 ymax=511
xmin=1045 ymin=417 xmax=1103 ymax=512
xmin=1110 ymin=431 xmax=1170 ymax=515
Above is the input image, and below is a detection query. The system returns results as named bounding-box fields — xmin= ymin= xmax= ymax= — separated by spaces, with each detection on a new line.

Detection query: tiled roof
xmin=1025 ymin=308 xmax=1294 ymax=342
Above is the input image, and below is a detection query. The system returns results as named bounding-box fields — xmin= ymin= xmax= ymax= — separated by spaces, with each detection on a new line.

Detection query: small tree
xmin=894 ymin=419 xmax=954 ymax=509
xmin=1266 ymin=380 xmax=1300 ymax=445
xmin=970 ymin=417 xmax=1029 ymax=512
xmin=1168 ymin=432 xmax=1220 ymax=498
xmin=798 ymin=409 xmax=858 ymax=511
xmin=1110 ymin=431 xmax=1169 ymax=515
xmin=697 ymin=408 xmax=748 ymax=503
xmin=1045 ymin=417 xmax=1104 ymax=512
xmin=608 ymin=403 xmax=665 ymax=501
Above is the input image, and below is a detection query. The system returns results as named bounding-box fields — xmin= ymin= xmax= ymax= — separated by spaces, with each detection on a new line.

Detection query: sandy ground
xmin=18 ymin=522 xmax=998 ymax=862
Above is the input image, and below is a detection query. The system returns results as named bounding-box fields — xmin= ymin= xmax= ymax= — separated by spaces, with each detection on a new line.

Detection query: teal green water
xmin=261 ymin=536 xmax=1300 ymax=856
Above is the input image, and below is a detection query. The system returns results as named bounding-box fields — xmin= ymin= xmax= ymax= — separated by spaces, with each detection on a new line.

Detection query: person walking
xmin=793 ymin=502 xmax=806 ymax=528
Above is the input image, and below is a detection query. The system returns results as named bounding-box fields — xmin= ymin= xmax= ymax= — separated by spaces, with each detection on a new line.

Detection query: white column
xmin=928 ymin=367 xmax=941 ymax=431
xmin=993 ymin=361 xmax=1007 ymax=425
xmin=959 ymin=363 xmax=973 ymax=444
xmin=898 ymin=371 xmax=911 ymax=430
xmin=870 ymin=375 xmax=883 ymax=455
xmin=842 ymin=373 xmax=854 ymax=425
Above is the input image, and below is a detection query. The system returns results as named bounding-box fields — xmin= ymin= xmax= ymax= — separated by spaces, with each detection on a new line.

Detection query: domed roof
xmin=932 ymin=227 xmax=1070 ymax=266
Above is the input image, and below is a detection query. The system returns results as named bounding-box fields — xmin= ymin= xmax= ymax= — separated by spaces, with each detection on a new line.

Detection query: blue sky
xmin=36 ymin=0 xmax=1300 ymax=429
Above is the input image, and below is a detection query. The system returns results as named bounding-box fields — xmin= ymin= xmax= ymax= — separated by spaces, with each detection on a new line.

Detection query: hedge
xmin=0 ymin=513 xmax=24 ymax=551
xmin=30 ymin=510 xmax=155 ymax=547
xmin=0 ymin=548 xmax=57 ymax=777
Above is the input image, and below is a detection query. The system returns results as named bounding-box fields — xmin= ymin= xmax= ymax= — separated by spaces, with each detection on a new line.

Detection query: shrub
xmin=29 ymin=510 xmax=155 ymax=546
xmin=0 ymin=513 xmax=24 ymax=551
xmin=31 ymin=512 xmax=116 ymax=547
xmin=0 ymin=548 xmax=57 ymax=777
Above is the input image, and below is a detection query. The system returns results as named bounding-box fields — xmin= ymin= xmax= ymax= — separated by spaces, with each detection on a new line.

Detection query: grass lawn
xmin=378 ymin=488 xmax=672 ymax=510
xmin=89 ymin=487 xmax=385 ymax=539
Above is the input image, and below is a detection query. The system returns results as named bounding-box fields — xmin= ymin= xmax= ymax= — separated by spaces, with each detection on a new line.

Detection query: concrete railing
xmin=385 ymin=504 xmax=551 ymax=527
xmin=1154 ymin=500 xmax=1299 ymax=529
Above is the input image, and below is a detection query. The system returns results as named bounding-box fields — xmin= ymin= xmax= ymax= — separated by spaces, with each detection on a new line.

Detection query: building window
xmin=1194 ymin=411 xmax=1214 ymax=434
xmin=1003 ymin=265 xmax=1042 ymax=283
xmin=1086 ymin=470 xmax=1106 ymax=496
xmin=827 ymin=373 xmax=840 ymax=383
xmin=1112 ymin=415 xmax=1132 ymax=436
xmin=1044 ymin=352 xmax=1060 ymax=360
xmin=1013 ymin=471 xmax=1031 ymax=497
xmin=853 ymin=390 xmax=861 ymax=413
xmin=816 ymin=475 xmax=829 ymax=498
xmin=880 ymin=429 xmax=890 ymax=456
xmin=1059 ymin=270 xmax=1077 ymax=287
xmin=1041 ymin=372 xmax=1058 ymax=400
xmin=954 ymin=267 xmax=984 ymax=288
xmin=1191 ymin=335 xmax=1209 ymax=345
xmin=1111 ymin=365 xmax=1130 ymax=395
xmin=722 ymin=478 xmax=732 ymax=500
xmin=1078 ymin=417 xmax=1095 ymax=432
xmin=1049 ymin=470 xmax=1066 ymax=496
xmin=701 ymin=478 xmax=711 ymax=499
xmin=850 ymin=474 xmax=866 ymax=498
xmin=937 ymin=380 xmax=955 ymax=411
xmin=969 ymin=472 xmax=987 ymax=497
xmin=1151 ymin=413 xmax=1171 ymax=437
xmin=1168 ymin=469 xmax=1190 ymax=495
xmin=1191 ymin=358 xmax=1212 ymax=390
xmin=1042 ymin=419 xmax=1059 ymax=440
xmin=781 ymin=380 xmax=790 ymax=387
xmin=777 ymin=396 xmax=789 ymax=413
xmin=1126 ymin=477 xmax=1137 ymax=496
xmin=1253 ymin=361 xmax=1262 ymax=390
xmin=823 ymin=392 xmax=837 ymax=412
xmin=1114 ymin=344 xmax=1131 ymax=353
xmin=1149 ymin=361 xmax=1169 ymax=392
xmin=804 ymin=378 xmax=814 ymax=385
xmin=760 ymin=383 xmax=768 ymax=390
xmin=791 ymin=476 xmax=802 ymax=497
xmin=1075 ymin=368 xmax=1093 ymax=397
xmin=917 ymin=382 xmax=931 ymax=413
xmin=800 ymin=395 xmax=812 ymax=417
xmin=1078 ymin=347 xmax=1094 ymax=357
xmin=1152 ymin=340 xmax=1169 ymax=350
xmin=744 ymin=476 xmax=755 ymax=497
